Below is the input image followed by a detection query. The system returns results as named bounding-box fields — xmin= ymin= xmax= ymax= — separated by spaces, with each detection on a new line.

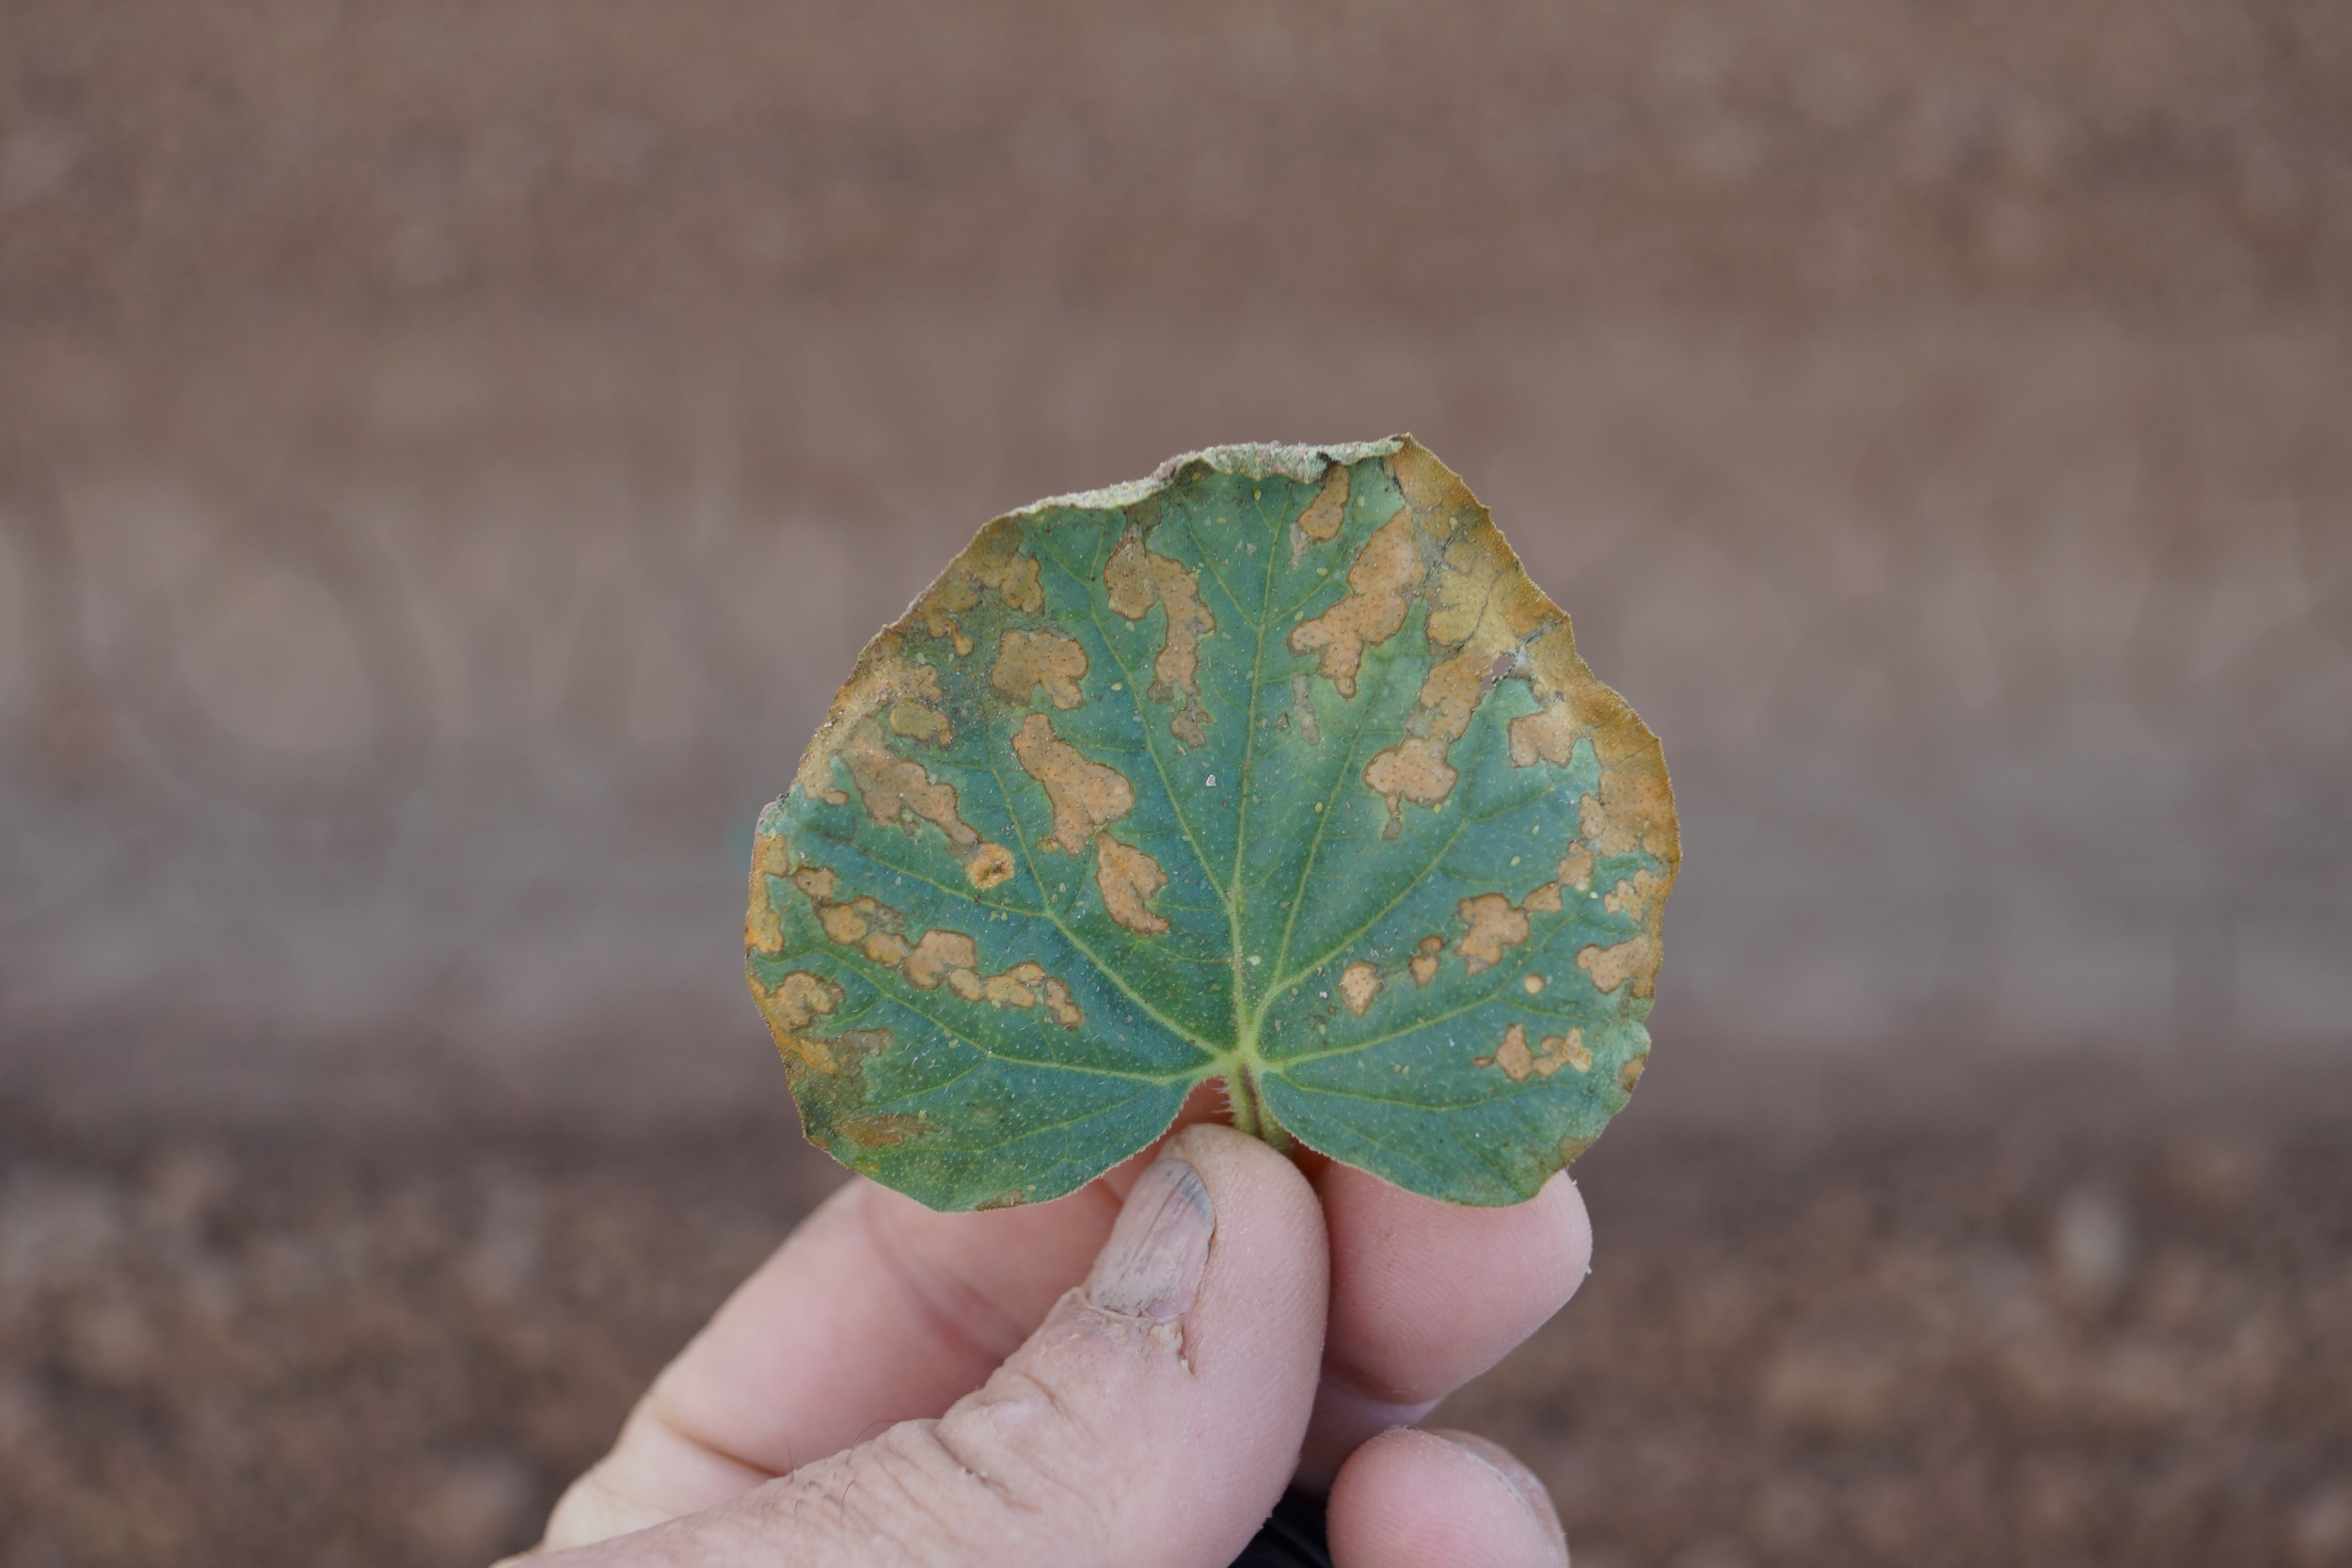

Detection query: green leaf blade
xmin=748 ymin=437 xmax=1677 ymax=1208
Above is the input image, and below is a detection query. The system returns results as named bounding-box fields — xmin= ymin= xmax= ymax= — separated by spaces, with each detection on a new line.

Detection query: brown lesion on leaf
xmin=1475 ymin=1022 xmax=1591 ymax=1082
xmin=1523 ymin=974 xmax=1546 ymax=994
xmin=902 ymin=928 xmax=979 ymax=990
xmin=820 ymin=642 xmax=956 ymax=757
xmin=1284 ymin=442 xmax=1675 ymax=883
xmin=1290 ymin=460 xmax=1352 ymax=565
xmin=1618 ymin=1053 xmax=1647 ymax=1094
xmin=1105 ymin=531 xmax=1217 ymax=747
xmin=787 ymin=864 xmax=1088 ymax=1029
xmin=1013 ymin=712 xmax=1136 ymax=853
xmin=1360 ymin=737 xmax=1456 ymax=838
xmin=1340 ymin=961 xmax=1383 ymax=1016
xmin=888 ymin=701 xmax=951 ymax=744
xmin=789 ymin=626 xmax=1014 ymax=889
xmin=1095 ymin=833 xmax=1169 ymax=934
xmin=1578 ymin=931 xmax=1661 ymax=998
xmin=918 ymin=516 xmax=1045 ymax=656
xmin=1294 ymin=443 xmax=1495 ymax=705
xmin=1359 ymin=480 xmax=1555 ymax=837
xmin=1455 ymin=893 xmax=1533 ymax=974
xmin=1507 ymin=625 xmax=1679 ymax=998
xmin=1010 ymin=713 xmax=1170 ymax=935
xmin=745 ymin=821 xmax=794 ymax=957
xmin=1408 ymin=934 xmax=1445 ymax=987
xmin=1557 ymin=794 xmax=1672 ymax=1000
xmin=829 ymin=721 xmax=1015 ymax=889
xmin=836 ymin=1112 xmax=930 ymax=1149
xmin=749 ymin=970 xmax=845 ymax=1073
xmin=991 ymin=628 xmax=1089 ymax=711
xmin=1604 ymin=866 xmax=1668 ymax=918
xmin=950 ymin=959 xmax=1085 ymax=1027
xmin=1291 ymin=509 xmax=1421 ymax=699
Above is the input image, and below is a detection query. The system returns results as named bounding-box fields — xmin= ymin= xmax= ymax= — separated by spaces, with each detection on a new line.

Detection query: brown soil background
xmin=3 ymin=1 xmax=2349 ymax=1564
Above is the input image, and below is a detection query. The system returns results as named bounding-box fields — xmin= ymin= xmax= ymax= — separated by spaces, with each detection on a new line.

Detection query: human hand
xmin=503 ymin=1109 xmax=1591 ymax=1567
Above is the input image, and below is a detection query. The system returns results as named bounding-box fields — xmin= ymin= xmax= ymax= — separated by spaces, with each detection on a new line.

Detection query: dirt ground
xmin=4 ymin=2 xmax=2349 ymax=1564
xmin=3 ymin=1053 xmax=2348 ymax=1568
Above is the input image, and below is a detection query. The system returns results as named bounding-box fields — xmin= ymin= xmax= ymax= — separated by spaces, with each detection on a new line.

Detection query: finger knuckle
xmin=765 ymin=1403 xmax=1114 ymax=1568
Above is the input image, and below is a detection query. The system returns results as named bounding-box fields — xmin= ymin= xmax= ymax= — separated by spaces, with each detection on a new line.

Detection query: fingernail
xmin=1437 ymin=1431 xmax=1568 ymax=1562
xmin=1089 ymin=1154 xmax=1215 ymax=1321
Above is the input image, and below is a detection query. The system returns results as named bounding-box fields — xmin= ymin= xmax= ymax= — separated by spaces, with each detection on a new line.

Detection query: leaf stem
xmin=1222 ymin=1059 xmax=1291 ymax=1151
xmin=1224 ymin=1070 xmax=1261 ymax=1138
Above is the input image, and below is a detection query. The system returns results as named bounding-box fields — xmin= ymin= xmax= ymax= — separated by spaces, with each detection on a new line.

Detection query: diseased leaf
xmin=746 ymin=438 xmax=1678 ymax=1208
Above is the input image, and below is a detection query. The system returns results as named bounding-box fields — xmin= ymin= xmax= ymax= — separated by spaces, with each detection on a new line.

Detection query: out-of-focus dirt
xmin=2 ymin=1057 xmax=2347 ymax=1568
xmin=4 ymin=2 xmax=2349 ymax=1564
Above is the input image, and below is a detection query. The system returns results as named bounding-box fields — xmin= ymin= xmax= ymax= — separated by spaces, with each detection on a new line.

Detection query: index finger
xmin=537 ymin=1175 xmax=1120 ymax=1545
xmin=537 ymin=1088 xmax=1229 ymax=1549
xmin=1297 ymin=1161 xmax=1592 ymax=1484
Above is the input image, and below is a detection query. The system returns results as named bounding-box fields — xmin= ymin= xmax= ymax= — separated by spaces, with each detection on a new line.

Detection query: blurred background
xmin=2 ymin=1 xmax=2347 ymax=1563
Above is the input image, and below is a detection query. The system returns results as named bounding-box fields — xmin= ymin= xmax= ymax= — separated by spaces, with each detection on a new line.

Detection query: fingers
xmin=535 ymin=1085 xmax=1232 ymax=1549
xmin=538 ymin=1176 xmax=1121 ymax=1544
xmin=544 ymin=1125 xmax=1330 ymax=1568
xmin=1298 ymin=1164 xmax=1591 ymax=1484
xmin=1327 ymin=1428 xmax=1568 ymax=1568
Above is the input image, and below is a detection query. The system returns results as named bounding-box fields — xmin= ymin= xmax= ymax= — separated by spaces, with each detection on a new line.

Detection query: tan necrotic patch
xmin=751 ymin=970 xmax=845 ymax=1072
xmin=836 ymin=1113 xmax=930 ymax=1149
xmin=1010 ymin=713 xmax=1168 ymax=933
xmin=1290 ymin=460 xmax=1352 ymax=564
xmin=1290 ymin=509 xmax=1421 ymax=700
xmin=1013 ymin=712 xmax=1136 ymax=855
xmin=919 ymin=517 xmax=1044 ymax=656
xmin=1340 ymin=961 xmax=1384 ymax=1016
xmin=1455 ymin=893 xmax=1533 ymax=974
xmin=1359 ymin=471 xmax=1556 ymax=837
xmin=1577 ymin=932 xmax=1661 ymax=998
xmin=1408 ymin=934 xmax=1445 ymax=987
xmin=788 ymin=628 xmax=1012 ymax=888
xmin=831 ymin=721 xmax=1014 ymax=889
xmin=790 ymin=867 xmax=1087 ymax=1029
xmin=1094 ymin=833 xmax=1169 ymax=934
xmin=1105 ymin=531 xmax=1216 ymax=747
xmin=902 ymin=928 xmax=979 ymax=990
xmin=746 ymin=825 xmax=793 ymax=956
xmin=1506 ymin=624 xmax=1679 ymax=999
xmin=992 ymin=628 xmax=1089 ymax=710
xmin=1475 ymin=1023 xmax=1591 ymax=1082
xmin=947 ymin=961 xmax=1085 ymax=1028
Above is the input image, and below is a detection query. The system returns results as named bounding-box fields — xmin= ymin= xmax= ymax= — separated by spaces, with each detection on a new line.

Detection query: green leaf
xmin=746 ymin=438 xmax=1678 ymax=1208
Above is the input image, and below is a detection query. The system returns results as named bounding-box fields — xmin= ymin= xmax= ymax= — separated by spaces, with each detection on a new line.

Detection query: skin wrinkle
xmin=815 ymin=1425 xmax=997 ymax=1566
xmin=926 ymin=1337 xmax=1144 ymax=1554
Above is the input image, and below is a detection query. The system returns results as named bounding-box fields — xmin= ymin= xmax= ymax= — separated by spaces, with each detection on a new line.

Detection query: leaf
xmin=746 ymin=437 xmax=1678 ymax=1209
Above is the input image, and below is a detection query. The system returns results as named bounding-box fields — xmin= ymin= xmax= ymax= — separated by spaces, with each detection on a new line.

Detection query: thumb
xmin=551 ymin=1123 xmax=1329 ymax=1568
